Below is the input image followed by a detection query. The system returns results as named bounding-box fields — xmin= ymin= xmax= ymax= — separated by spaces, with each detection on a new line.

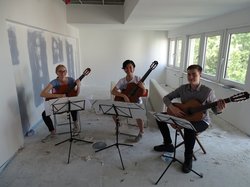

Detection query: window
xmin=185 ymin=27 xmax=250 ymax=89
xmin=187 ymin=36 xmax=201 ymax=67
xmin=168 ymin=39 xmax=175 ymax=66
xmin=175 ymin=39 xmax=183 ymax=68
xmin=203 ymin=34 xmax=222 ymax=77
xmin=223 ymin=30 xmax=250 ymax=84
xmin=167 ymin=38 xmax=183 ymax=69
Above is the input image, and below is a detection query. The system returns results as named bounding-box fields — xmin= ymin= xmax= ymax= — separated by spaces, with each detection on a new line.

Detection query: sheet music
xmin=92 ymin=99 xmax=146 ymax=119
xmin=152 ymin=112 xmax=196 ymax=131
xmin=44 ymin=96 xmax=92 ymax=116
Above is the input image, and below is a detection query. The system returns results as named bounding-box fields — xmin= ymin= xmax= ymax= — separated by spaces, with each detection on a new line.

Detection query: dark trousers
xmin=42 ymin=110 xmax=78 ymax=132
xmin=156 ymin=119 xmax=208 ymax=158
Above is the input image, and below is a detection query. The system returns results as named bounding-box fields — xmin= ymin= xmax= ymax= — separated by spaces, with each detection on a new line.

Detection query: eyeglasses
xmin=57 ymin=70 xmax=67 ymax=73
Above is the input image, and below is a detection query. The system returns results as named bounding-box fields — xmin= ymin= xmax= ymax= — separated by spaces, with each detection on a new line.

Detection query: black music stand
xmin=49 ymin=97 xmax=93 ymax=164
xmin=92 ymin=100 xmax=146 ymax=170
xmin=153 ymin=113 xmax=203 ymax=185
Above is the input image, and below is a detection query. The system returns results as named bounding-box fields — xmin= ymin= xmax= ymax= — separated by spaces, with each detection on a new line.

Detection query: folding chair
xmin=53 ymin=112 xmax=81 ymax=134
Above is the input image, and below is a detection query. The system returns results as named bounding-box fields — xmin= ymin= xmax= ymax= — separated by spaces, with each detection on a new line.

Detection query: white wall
xmin=77 ymin=28 xmax=168 ymax=99
xmin=0 ymin=0 xmax=79 ymax=170
xmin=166 ymin=7 xmax=250 ymax=135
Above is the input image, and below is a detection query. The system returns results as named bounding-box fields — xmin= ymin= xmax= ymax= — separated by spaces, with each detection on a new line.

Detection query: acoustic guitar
xmin=167 ymin=91 xmax=250 ymax=122
xmin=45 ymin=68 xmax=91 ymax=101
xmin=114 ymin=61 xmax=158 ymax=103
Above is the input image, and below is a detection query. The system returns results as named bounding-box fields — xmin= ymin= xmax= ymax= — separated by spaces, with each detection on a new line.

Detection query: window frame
xmin=201 ymin=31 xmax=223 ymax=81
xmin=220 ymin=26 xmax=250 ymax=89
xmin=186 ymin=34 xmax=202 ymax=69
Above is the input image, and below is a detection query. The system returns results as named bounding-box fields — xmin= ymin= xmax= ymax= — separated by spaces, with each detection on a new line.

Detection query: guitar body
xmin=114 ymin=82 xmax=144 ymax=103
xmin=45 ymin=85 xmax=78 ymax=101
xmin=66 ymin=89 xmax=78 ymax=97
xmin=167 ymin=100 xmax=204 ymax=122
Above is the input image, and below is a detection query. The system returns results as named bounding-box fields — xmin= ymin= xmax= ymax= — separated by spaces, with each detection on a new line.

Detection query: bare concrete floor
xmin=1 ymin=108 xmax=250 ymax=187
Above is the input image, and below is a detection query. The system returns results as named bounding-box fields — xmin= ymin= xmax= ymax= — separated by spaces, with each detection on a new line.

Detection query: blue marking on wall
xmin=27 ymin=31 xmax=50 ymax=107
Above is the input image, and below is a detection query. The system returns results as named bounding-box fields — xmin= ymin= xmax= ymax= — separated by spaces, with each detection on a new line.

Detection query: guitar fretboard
xmin=190 ymin=97 xmax=231 ymax=114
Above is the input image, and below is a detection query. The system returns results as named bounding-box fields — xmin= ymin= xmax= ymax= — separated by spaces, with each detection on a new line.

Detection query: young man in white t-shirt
xmin=111 ymin=60 xmax=146 ymax=142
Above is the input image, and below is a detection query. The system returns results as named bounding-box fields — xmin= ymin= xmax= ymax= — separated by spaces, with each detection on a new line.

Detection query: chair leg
xmin=195 ymin=136 xmax=206 ymax=154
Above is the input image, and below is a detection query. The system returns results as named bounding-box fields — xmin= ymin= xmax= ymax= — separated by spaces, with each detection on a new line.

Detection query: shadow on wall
xmin=8 ymin=27 xmax=30 ymax=135
xmin=16 ymin=86 xmax=31 ymax=135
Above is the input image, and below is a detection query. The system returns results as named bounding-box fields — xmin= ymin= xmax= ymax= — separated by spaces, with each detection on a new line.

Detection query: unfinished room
xmin=1 ymin=0 xmax=250 ymax=186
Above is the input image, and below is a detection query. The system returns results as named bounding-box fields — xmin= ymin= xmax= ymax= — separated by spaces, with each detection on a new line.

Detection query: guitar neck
xmin=139 ymin=61 xmax=158 ymax=83
xmin=140 ymin=68 xmax=153 ymax=83
xmin=78 ymin=73 xmax=86 ymax=81
xmin=191 ymin=97 xmax=231 ymax=114
xmin=67 ymin=73 xmax=86 ymax=94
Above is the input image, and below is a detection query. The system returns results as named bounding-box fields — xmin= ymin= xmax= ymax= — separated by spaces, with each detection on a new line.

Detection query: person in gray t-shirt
xmin=154 ymin=64 xmax=226 ymax=173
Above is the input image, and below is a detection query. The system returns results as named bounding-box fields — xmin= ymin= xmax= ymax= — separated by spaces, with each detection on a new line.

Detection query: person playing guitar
xmin=111 ymin=60 xmax=147 ymax=142
xmin=40 ymin=64 xmax=82 ymax=142
xmin=154 ymin=64 xmax=226 ymax=173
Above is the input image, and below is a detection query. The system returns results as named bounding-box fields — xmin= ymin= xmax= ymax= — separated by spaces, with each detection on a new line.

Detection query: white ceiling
xmin=125 ymin=0 xmax=250 ymax=30
xmin=67 ymin=0 xmax=250 ymax=30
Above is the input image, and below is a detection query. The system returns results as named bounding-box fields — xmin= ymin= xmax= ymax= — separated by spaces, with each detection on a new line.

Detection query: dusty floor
xmin=0 ymin=104 xmax=250 ymax=187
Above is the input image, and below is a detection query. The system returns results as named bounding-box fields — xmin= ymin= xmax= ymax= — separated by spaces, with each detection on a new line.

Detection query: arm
xmin=163 ymin=86 xmax=185 ymax=117
xmin=208 ymin=90 xmax=226 ymax=114
xmin=111 ymin=86 xmax=130 ymax=102
xmin=215 ymin=99 xmax=226 ymax=113
xmin=137 ymin=81 xmax=147 ymax=96
xmin=74 ymin=79 xmax=81 ymax=96
xmin=40 ymin=83 xmax=65 ymax=100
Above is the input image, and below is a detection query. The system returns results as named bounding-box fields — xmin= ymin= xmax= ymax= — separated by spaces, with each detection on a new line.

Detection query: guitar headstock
xmin=230 ymin=92 xmax=250 ymax=102
xmin=83 ymin=68 xmax=91 ymax=76
xmin=150 ymin=61 xmax=158 ymax=70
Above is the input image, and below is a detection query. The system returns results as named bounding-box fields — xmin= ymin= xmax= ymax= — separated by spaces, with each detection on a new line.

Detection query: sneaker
xmin=182 ymin=159 xmax=192 ymax=173
xmin=41 ymin=134 xmax=56 ymax=143
xmin=73 ymin=121 xmax=80 ymax=135
xmin=154 ymin=144 xmax=174 ymax=152
xmin=134 ymin=133 xmax=143 ymax=142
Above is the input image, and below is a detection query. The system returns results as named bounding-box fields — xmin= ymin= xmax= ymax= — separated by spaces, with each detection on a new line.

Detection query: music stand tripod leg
xmin=95 ymin=108 xmax=133 ymax=170
xmin=155 ymin=128 xmax=179 ymax=185
xmin=54 ymin=101 xmax=93 ymax=164
xmin=155 ymin=123 xmax=203 ymax=185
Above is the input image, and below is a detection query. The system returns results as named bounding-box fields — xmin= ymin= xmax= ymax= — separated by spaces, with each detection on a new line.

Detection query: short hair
xmin=122 ymin=60 xmax=135 ymax=69
xmin=187 ymin=64 xmax=202 ymax=73
xmin=55 ymin=64 xmax=66 ymax=73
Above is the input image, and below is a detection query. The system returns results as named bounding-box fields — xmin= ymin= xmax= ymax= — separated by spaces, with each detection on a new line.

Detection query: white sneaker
xmin=73 ymin=121 xmax=81 ymax=135
xmin=134 ymin=133 xmax=143 ymax=142
xmin=41 ymin=134 xmax=56 ymax=143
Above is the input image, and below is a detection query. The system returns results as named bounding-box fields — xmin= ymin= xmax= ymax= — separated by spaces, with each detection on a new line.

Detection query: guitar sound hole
xmin=186 ymin=109 xmax=194 ymax=115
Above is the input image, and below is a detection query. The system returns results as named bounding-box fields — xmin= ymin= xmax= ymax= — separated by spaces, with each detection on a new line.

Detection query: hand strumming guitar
xmin=167 ymin=104 xmax=186 ymax=118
